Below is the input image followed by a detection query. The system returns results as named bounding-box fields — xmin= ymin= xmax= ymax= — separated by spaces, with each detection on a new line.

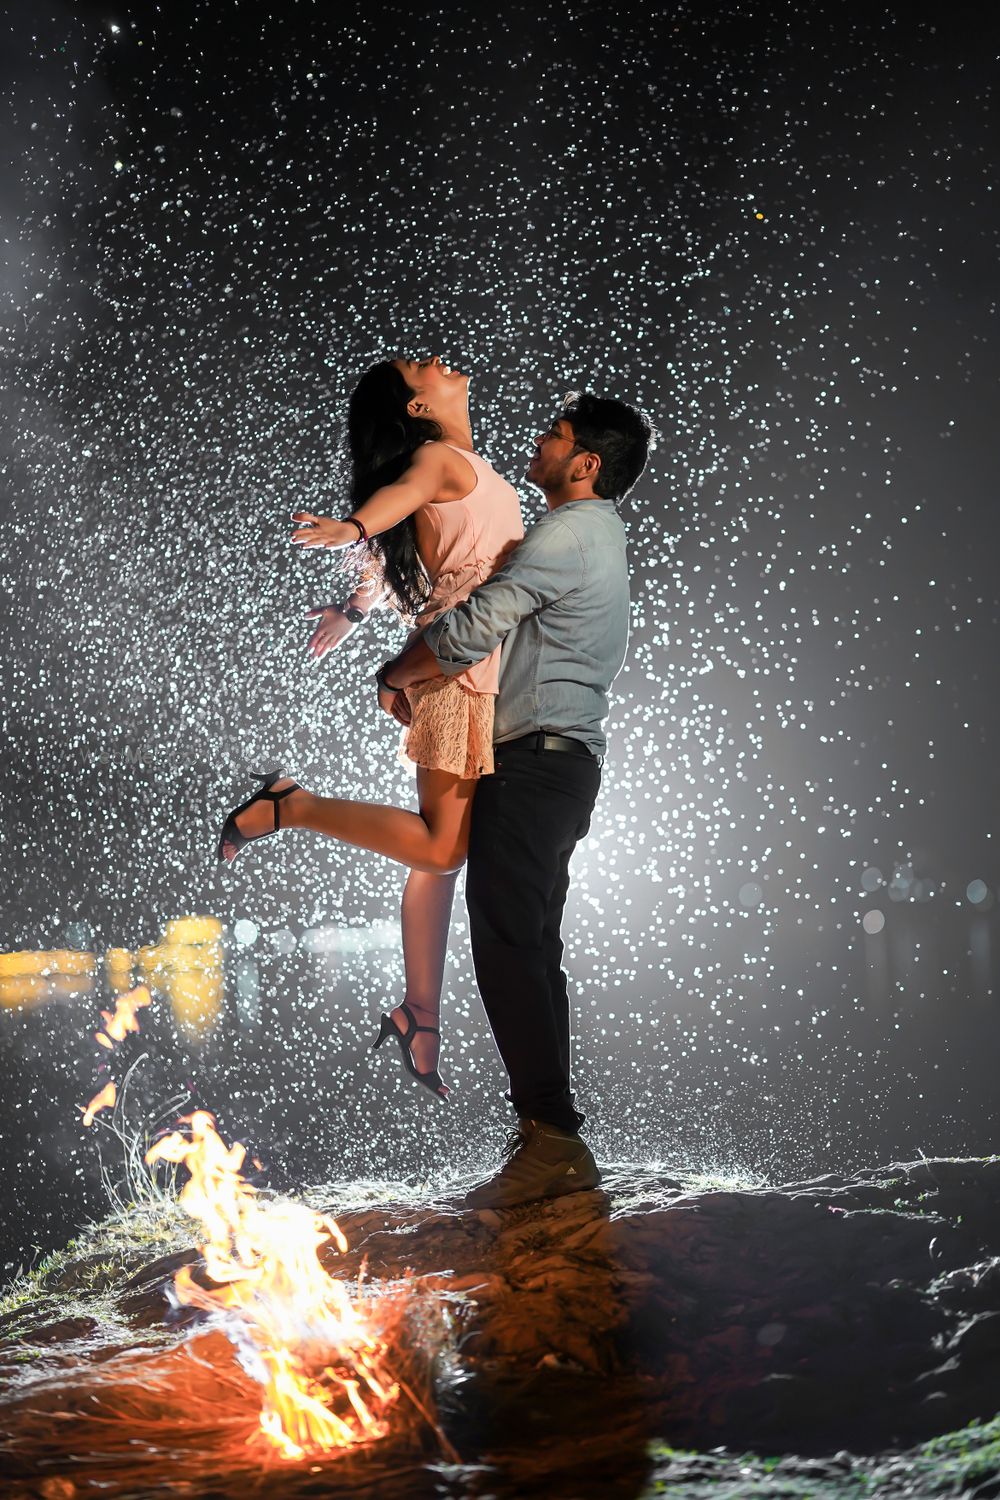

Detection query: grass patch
xmin=911 ymin=1412 xmax=1000 ymax=1490
xmin=643 ymin=1441 xmax=877 ymax=1497
xmin=643 ymin=1418 xmax=1000 ymax=1498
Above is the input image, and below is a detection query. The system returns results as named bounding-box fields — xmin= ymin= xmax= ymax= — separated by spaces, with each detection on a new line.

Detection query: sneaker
xmin=464 ymin=1120 xmax=601 ymax=1210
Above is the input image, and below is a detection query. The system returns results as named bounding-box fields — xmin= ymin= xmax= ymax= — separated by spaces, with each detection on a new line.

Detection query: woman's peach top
xmin=410 ymin=443 xmax=524 ymax=695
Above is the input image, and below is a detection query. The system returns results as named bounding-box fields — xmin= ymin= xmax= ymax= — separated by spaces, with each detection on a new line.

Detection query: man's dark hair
xmin=560 ymin=391 xmax=654 ymax=502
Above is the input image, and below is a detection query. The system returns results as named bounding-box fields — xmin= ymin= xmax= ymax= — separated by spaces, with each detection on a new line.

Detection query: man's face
xmin=526 ymin=417 xmax=580 ymax=489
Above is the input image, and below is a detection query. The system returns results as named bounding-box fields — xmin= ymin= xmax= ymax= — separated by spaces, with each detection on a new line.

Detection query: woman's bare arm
xmin=291 ymin=443 xmax=462 ymax=550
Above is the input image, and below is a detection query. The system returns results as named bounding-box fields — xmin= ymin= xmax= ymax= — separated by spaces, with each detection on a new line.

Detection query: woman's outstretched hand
xmin=291 ymin=512 xmax=359 ymax=549
xmin=304 ymin=604 xmax=356 ymax=660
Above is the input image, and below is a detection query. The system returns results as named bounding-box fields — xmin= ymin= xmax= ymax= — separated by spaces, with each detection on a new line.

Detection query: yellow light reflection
xmin=105 ymin=948 xmax=134 ymax=994
xmin=1 ymin=918 xmax=224 ymax=1031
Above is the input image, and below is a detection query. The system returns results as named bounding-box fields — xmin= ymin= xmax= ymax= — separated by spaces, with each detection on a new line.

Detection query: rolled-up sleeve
xmin=424 ymin=517 xmax=584 ymax=675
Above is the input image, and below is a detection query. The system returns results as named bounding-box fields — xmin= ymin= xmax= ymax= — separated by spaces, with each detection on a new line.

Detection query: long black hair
xmin=346 ymin=360 xmax=441 ymax=620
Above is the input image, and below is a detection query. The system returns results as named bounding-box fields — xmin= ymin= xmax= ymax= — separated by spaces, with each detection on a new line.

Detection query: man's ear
xmin=573 ymin=451 xmax=601 ymax=484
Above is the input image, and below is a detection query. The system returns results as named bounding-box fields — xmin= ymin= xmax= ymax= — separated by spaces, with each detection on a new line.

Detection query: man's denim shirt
xmin=423 ymin=498 xmax=630 ymax=757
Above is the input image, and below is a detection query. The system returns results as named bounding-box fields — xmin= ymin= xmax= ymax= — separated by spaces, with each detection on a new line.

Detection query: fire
xmin=81 ymin=1080 xmax=117 ymax=1126
xmin=96 ymin=982 xmax=152 ymax=1046
xmin=76 ymin=944 xmax=410 ymax=1459
xmin=145 ymin=1110 xmax=400 ymax=1458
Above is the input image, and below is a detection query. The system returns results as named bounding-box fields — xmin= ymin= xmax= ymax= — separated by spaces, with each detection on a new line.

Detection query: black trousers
xmin=465 ymin=740 xmax=602 ymax=1134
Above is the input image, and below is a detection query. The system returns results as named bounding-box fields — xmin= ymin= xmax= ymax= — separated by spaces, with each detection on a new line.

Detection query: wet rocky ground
xmin=1 ymin=1155 xmax=999 ymax=1497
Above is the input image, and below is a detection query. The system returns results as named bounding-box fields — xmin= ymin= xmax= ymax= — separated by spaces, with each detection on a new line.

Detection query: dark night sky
xmin=2 ymin=0 xmax=1000 ymax=1264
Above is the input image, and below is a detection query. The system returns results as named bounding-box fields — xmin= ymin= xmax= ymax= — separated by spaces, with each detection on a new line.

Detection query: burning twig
xmin=81 ymin=1081 xmax=117 ymax=1127
xmin=95 ymin=983 xmax=152 ymax=1048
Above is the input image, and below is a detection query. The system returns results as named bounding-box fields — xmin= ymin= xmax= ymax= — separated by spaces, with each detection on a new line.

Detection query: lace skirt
xmin=398 ymin=677 xmax=495 ymax=779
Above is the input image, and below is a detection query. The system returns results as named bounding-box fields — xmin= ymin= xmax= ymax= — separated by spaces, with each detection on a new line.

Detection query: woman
xmin=217 ymin=355 xmax=524 ymax=1101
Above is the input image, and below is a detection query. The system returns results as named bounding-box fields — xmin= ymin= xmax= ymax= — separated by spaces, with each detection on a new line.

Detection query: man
xmin=378 ymin=390 xmax=652 ymax=1208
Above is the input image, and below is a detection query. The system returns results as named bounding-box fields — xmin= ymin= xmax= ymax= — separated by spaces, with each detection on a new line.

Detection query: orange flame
xmin=81 ymin=1081 xmax=117 ymax=1127
xmin=144 ymin=1111 xmax=399 ymax=1458
xmin=96 ymin=982 xmax=152 ymax=1047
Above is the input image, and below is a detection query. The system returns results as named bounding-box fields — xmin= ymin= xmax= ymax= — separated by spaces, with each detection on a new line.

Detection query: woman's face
xmin=394 ymin=354 xmax=469 ymax=418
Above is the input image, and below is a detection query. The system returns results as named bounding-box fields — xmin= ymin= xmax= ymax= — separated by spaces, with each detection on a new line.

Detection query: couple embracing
xmin=218 ymin=354 xmax=652 ymax=1210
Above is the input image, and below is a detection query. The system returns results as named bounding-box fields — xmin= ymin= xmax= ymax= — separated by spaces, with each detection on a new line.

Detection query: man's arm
xmin=384 ymin=518 xmax=582 ymax=690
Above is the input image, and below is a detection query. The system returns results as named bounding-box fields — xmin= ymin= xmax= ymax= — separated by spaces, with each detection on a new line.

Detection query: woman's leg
xmin=224 ymin=767 xmax=475 ymax=876
xmin=392 ymin=866 xmax=460 ymax=1081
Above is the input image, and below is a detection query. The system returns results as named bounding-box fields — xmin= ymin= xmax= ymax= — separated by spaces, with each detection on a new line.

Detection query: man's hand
xmin=304 ymin=604 xmax=355 ymax=660
xmin=377 ymin=674 xmax=412 ymax=725
xmin=381 ymin=635 xmax=440 ymax=691
xmin=291 ymin=513 xmax=359 ymax=549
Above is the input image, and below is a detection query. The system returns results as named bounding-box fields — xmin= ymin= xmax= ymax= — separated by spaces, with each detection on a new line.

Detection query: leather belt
xmin=497 ymin=731 xmax=602 ymax=766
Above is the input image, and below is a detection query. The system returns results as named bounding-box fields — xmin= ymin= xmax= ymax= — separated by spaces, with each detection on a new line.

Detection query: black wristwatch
xmin=340 ymin=605 xmax=366 ymax=625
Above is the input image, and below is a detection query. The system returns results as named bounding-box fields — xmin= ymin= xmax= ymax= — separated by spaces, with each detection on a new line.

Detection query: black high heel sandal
xmin=217 ymin=769 xmax=300 ymax=865
xmin=372 ymin=1002 xmax=449 ymax=1102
